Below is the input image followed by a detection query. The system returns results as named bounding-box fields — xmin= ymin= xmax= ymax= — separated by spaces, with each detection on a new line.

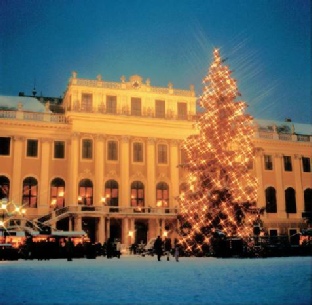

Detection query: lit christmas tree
xmin=178 ymin=49 xmax=260 ymax=255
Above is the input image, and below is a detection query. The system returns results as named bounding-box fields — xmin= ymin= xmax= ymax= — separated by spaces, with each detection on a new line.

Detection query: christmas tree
xmin=178 ymin=49 xmax=259 ymax=255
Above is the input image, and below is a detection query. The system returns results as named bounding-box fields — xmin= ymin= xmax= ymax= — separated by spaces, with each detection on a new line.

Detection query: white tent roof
xmin=254 ymin=119 xmax=312 ymax=135
xmin=0 ymin=96 xmax=47 ymax=112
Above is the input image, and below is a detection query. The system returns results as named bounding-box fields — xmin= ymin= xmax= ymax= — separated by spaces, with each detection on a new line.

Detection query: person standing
xmin=174 ymin=243 xmax=180 ymax=262
xmin=66 ymin=238 xmax=74 ymax=261
xmin=154 ymin=236 xmax=163 ymax=261
xmin=115 ymin=240 xmax=121 ymax=259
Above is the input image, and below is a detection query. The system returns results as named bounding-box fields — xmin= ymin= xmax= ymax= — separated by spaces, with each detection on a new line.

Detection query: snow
xmin=1 ymin=256 xmax=311 ymax=305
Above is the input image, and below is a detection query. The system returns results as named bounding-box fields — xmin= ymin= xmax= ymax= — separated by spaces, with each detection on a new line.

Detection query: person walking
xmin=164 ymin=238 xmax=172 ymax=261
xmin=154 ymin=236 xmax=163 ymax=261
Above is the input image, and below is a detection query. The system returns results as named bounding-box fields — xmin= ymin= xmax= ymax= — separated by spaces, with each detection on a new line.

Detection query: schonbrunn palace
xmin=0 ymin=72 xmax=311 ymax=247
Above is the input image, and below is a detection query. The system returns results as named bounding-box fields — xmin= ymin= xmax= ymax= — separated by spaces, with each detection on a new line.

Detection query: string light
xmin=178 ymin=49 xmax=260 ymax=255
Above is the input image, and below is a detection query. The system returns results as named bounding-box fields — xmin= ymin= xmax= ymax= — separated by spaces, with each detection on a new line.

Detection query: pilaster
xmin=147 ymin=138 xmax=156 ymax=206
xmin=120 ymin=136 xmax=130 ymax=206
xmin=11 ymin=136 xmax=25 ymax=204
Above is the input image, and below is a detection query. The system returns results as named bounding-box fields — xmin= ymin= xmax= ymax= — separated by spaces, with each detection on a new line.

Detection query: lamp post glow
xmin=1 ymin=198 xmax=8 ymax=243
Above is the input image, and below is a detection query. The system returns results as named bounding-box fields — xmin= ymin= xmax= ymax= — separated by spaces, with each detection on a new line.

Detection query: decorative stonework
xmin=13 ymin=136 xmax=25 ymax=142
xmin=294 ymin=154 xmax=302 ymax=160
xmin=79 ymin=169 xmax=93 ymax=180
xmin=121 ymin=136 xmax=130 ymax=143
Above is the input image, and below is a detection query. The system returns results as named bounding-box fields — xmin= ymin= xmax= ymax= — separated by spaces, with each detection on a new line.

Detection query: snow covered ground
xmin=1 ymin=255 xmax=311 ymax=305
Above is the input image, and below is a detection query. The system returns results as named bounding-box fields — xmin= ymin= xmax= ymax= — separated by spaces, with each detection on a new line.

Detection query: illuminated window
xmin=133 ymin=142 xmax=143 ymax=162
xmin=285 ymin=187 xmax=296 ymax=213
xmin=82 ymin=139 xmax=93 ymax=159
xmin=265 ymin=187 xmax=277 ymax=213
xmin=107 ymin=141 xmax=118 ymax=161
xmin=264 ymin=155 xmax=273 ymax=170
xmin=50 ymin=178 xmax=65 ymax=209
xmin=104 ymin=180 xmax=118 ymax=206
xmin=302 ymin=157 xmax=311 ymax=172
xmin=54 ymin=141 xmax=65 ymax=159
xmin=0 ymin=176 xmax=10 ymax=200
xmin=106 ymin=96 xmax=117 ymax=114
xmin=283 ymin=156 xmax=292 ymax=171
xmin=131 ymin=181 xmax=144 ymax=207
xmin=158 ymin=144 xmax=168 ymax=164
xmin=0 ymin=137 xmax=11 ymax=155
xmin=177 ymin=102 xmax=187 ymax=120
xmin=81 ymin=93 xmax=93 ymax=112
xmin=155 ymin=100 xmax=165 ymax=118
xmin=78 ymin=179 xmax=93 ymax=206
xmin=304 ymin=189 xmax=312 ymax=212
xmin=131 ymin=98 xmax=141 ymax=116
xmin=27 ymin=139 xmax=38 ymax=157
xmin=156 ymin=182 xmax=169 ymax=206
xmin=22 ymin=177 xmax=37 ymax=208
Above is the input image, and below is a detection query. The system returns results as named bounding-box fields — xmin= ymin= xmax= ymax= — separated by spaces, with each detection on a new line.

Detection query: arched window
xmin=265 ymin=187 xmax=277 ymax=213
xmin=304 ymin=188 xmax=312 ymax=212
xmin=78 ymin=179 xmax=93 ymax=206
xmin=131 ymin=181 xmax=144 ymax=207
xmin=50 ymin=178 xmax=65 ymax=209
xmin=104 ymin=180 xmax=119 ymax=206
xmin=23 ymin=177 xmax=38 ymax=208
xmin=0 ymin=176 xmax=10 ymax=200
xmin=285 ymin=187 xmax=296 ymax=214
xmin=156 ymin=182 xmax=169 ymax=207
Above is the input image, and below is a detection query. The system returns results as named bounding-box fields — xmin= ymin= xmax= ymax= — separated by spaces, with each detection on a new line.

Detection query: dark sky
xmin=0 ymin=0 xmax=311 ymax=124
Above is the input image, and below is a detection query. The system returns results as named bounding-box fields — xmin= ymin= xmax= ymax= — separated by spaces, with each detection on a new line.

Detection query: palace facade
xmin=0 ymin=72 xmax=311 ymax=247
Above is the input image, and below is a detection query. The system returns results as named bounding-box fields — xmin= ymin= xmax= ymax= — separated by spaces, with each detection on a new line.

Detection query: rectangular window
xmin=283 ymin=156 xmax=292 ymax=171
xmin=133 ymin=142 xmax=143 ymax=162
xmin=177 ymin=102 xmax=187 ymax=120
xmin=82 ymin=139 xmax=93 ymax=159
xmin=264 ymin=155 xmax=273 ymax=170
xmin=158 ymin=144 xmax=168 ymax=164
xmin=106 ymin=95 xmax=117 ymax=114
xmin=81 ymin=93 xmax=93 ymax=112
xmin=302 ymin=157 xmax=311 ymax=172
xmin=107 ymin=141 xmax=118 ymax=161
xmin=0 ymin=137 xmax=11 ymax=155
xmin=131 ymin=98 xmax=141 ymax=116
xmin=54 ymin=141 xmax=65 ymax=159
xmin=27 ymin=139 xmax=38 ymax=157
xmin=155 ymin=100 xmax=165 ymax=118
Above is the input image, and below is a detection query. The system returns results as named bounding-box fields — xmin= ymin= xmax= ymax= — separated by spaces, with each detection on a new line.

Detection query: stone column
xmin=74 ymin=216 xmax=82 ymax=231
xmin=106 ymin=217 xmax=110 ymax=239
xmin=294 ymin=154 xmax=304 ymax=216
xmin=123 ymin=217 xmax=129 ymax=246
xmin=95 ymin=134 xmax=105 ymax=206
xmin=11 ymin=136 xmax=25 ymax=205
xmin=68 ymin=133 xmax=80 ymax=205
xmin=98 ymin=215 xmax=105 ymax=244
xmin=274 ymin=153 xmax=285 ymax=216
xmin=120 ymin=136 xmax=130 ymax=207
xmin=147 ymin=138 xmax=156 ymax=207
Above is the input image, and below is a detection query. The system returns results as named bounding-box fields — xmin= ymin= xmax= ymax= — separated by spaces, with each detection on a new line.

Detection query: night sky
xmin=0 ymin=0 xmax=311 ymax=124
